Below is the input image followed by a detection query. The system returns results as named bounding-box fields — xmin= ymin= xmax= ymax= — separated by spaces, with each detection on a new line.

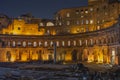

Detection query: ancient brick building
xmin=0 ymin=0 xmax=120 ymax=65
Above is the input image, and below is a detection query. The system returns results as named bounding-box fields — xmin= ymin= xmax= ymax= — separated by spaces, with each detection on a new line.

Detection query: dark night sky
xmin=0 ymin=0 xmax=87 ymax=19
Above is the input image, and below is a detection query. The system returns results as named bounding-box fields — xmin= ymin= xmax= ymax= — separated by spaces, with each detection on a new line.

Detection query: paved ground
xmin=0 ymin=62 xmax=119 ymax=80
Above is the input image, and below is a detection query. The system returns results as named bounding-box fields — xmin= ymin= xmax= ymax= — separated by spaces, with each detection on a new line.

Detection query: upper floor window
xmin=85 ymin=9 xmax=88 ymax=14
xmin=23 ymin=41 xmax=26 ymax=47
xmin=75 ymin=10 xmax=79 ymax=14
xmin=50 ymin=41 xmax=53 ymax=47
xmin=90 ymin=39 xmax=93 ymax=45
xmin=79 ymin=40 xmax=82 ymax=46
xmin=33 ymin=42 xmax=37 ymax=47
xmin=66 ymin=13 xmax=70 ymax=17
xmin=28 ymin=42 xmax=32 ymax=46
xmin=39 ymin=41 xmax=42 ymax=46
xmin=90 ymin=20 xmax=93 ymax=24
xmin=39 ymin=22 xmax=44 ymax=26
xmin=81 ymin=10 xmax=84 ymax=13
xmin=90 ymin=8 xmax=93 ymax=11
xmin=76 ymin=20 xmax=80 ymax=25
xmin=8 ymin=42 xmax=10 ymax=46
xmin=105 ymin=12 xmax=107 ymax=15
xmin=68 ymin=41 xmax=71 ymax=46
xmin=59 ymin=22 xmax=62 ymax=26
xmin=44 ymin=41 xmax=48 ymax=47
xmin=56 ymin=17 xmax=58 ymax=20
xmin=81 ymin=15 xmax=84 ymax=18
xmin=97 ymin=21 xmax=100 ymax=24
xmin=67 ymin=21 xmax=70 ymax=25
xmin=86 ymin=20 xmax=89 ymax=24
xmin=17 ymin=41 xmax=21 ymax=46
xmin=73 ymin=41 xmax=76 ymax=46
xmin=81 ymin=20 xmax=84 ymax=24
xmin=85 ymin=40 xmax=88 ymax=46
xmin=13 ymin=41 xmax=16 ymax=47
xmin=56 ymin=41 xmax=59 ymax=47
xmin=62 ymin=41 xmax=65 ymax=46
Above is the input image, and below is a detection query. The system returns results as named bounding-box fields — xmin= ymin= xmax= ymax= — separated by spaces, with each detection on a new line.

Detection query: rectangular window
xmin=66 ymin=13 xmax=70 ymax=17
xmin=33 ymin=42 xmax=37 ymax=47
xmin=44 ymin=41 xmax=48 ymax=47
xmin=73 ymin=41 xmax=76 ymax=46
xmin=68 ymin=41 xmax=70 ymax=46
xmin=62 ymin=41 xmax=65 ymax=46
xmin=79 ymin=40 xmax=82 ymax=46
xmin=23 ymin=41 xmax=26 ymax=47
xmin=56 ymin=41 xmax=59 ymax=47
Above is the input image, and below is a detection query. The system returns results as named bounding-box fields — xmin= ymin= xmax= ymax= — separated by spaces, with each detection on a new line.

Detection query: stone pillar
xmin=117 ymin=46 xmax=120 ymax=65
xmin=118 ymin=53 xmax=120 ymax=65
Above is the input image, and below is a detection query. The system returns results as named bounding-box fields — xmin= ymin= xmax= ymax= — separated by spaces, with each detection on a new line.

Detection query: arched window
xmin=33 ymin=42 xmax=37 ymax=47
xmin=62 ymin=41 xmax=65 ymax=46
xmin=86 ymin=40 xmax=88 ymax=46
xmin=59 ymin=22 xmax=62 ymax=26
xmin=90 ymin=20 xmax=93 ymax=24
xmin=73 ymin=41 xmax=76 ymax=46
xmin=46 ymin=22 xmax=54 ymax=26
xmin=56 ymin=41 xmax=59 ymax=47
xmin=68 ymin=41 xmax=71 ymax=46
xmin=50 ymin=41 xmax=53 ymax=47
xmin=90 ymin=39 xmax=93 ymax=45
xmin=79 ymin=40 xmax=82 ymax=46
xmin=39 ymin=41 xmax=42 ymax=46
xmin=66 ymin=13 xmax=70 ymax=17
xmin=23 ymin=41 xmax=26 ymax=47
xmin=13 ymin=41 xmax=16 ymax=47
xmin=44 ymin=41 xmax=48 ymax=47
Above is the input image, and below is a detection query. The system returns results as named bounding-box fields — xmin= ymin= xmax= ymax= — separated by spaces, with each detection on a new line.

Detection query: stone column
xmin=118 ymin=55 xmax=120 ymax=65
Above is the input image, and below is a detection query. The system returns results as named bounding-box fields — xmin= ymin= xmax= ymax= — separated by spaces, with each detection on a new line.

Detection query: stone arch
xmin=88 ymin=48 xmax=94 ymax=62
xmin=6 ymin=51 xmax=11 ymax=62
xmin=71 ymin=49 xmax=78 ymax=61
xmin=31 ymin=51 xmax=39 ymax=60
xmin=102 ymin=47 xmax=108 ymax=63
xmin=93 ymin=46 xmax=99 ymax=62
xmin=82 ymin=48 xmax=89 ymax=61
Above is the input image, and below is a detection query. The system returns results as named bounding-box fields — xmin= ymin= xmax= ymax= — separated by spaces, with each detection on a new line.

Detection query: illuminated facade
xmin=0 ymin=0 xmax=120 ymax=65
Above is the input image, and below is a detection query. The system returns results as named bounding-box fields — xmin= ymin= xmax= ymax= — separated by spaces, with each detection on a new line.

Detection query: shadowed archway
xmin=71 ymin=49 xmax=78 ymax=61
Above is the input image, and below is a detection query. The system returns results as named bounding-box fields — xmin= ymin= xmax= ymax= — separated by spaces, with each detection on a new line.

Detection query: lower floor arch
xmin=0 ymin=46 xmax=119 ymax=65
